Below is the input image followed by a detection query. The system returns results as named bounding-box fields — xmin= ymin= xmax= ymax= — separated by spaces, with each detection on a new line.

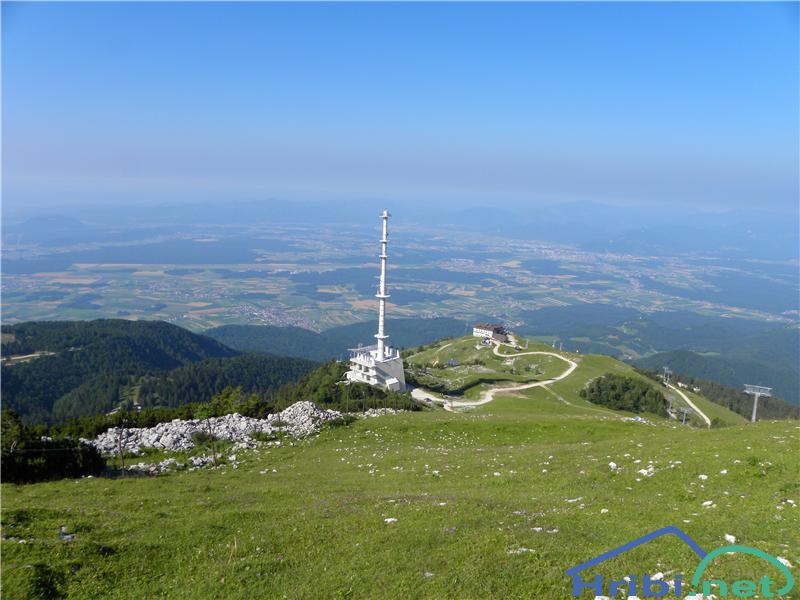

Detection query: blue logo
xmin=566 ymin=526 xmax=794 ymax=597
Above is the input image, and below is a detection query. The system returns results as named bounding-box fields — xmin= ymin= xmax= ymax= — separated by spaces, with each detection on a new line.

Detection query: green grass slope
xmin=3 ymin=402 xmax=798 ymax=599
xmin=407 ymin=335 xmax=746 ymax=427
xmin=678 ymin=389 xmax=748 ymax=427
xmin=2 ymin=334 xmax=793 ymax=599
xmin=406 ymin=337 xmax=567 ymax=398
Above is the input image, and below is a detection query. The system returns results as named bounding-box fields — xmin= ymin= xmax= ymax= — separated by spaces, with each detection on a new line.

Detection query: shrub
xmin=250 ymin=431 xmax=280 ymax=443
xmin=324 ymin=414 xmax=358 ymax=429
xmin=2 ymin=411 xmax=105 ymax=484
xmin=191 ymin=431 xmax=218 ymax=445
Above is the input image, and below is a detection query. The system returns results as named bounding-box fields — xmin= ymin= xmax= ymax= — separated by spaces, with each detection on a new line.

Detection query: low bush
xmin=250 ymin=431 xmax=280 ymax=443
xmin=2 ymin=411 xmax=105 ymax=483
xmin=191 ymin=431 xmax=218 ymax=445
xmin=324 ymin=414 xmax=359 ymax=429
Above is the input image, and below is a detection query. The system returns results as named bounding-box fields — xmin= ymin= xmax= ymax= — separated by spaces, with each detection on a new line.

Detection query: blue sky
xmin=3 ymin=2 xmax=798 ymax=213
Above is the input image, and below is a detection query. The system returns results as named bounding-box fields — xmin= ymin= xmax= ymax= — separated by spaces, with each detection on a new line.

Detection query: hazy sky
xmin=3 ymin=2 xmax=798 ymax=214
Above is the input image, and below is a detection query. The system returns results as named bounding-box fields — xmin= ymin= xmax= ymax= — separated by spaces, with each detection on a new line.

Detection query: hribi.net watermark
xmin=566 ymin=526 xmax=794 ymax=598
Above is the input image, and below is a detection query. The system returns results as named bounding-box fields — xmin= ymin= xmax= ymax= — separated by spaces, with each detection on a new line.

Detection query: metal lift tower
xmin=744 ymin=384 xmax=772 ymax=423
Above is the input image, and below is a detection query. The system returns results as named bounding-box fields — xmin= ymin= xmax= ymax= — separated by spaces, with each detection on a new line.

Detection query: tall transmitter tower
xmin=345 ymin=210 xmax=406 ymax=392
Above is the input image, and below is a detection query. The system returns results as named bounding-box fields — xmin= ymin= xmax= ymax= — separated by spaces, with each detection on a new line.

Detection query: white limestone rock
xmin=87 ymin=401 xmax=343 ymax=454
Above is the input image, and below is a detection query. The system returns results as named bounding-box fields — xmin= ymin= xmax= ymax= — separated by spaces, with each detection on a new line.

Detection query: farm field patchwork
xmin=3 ymin=223 xmax=795 ymax=336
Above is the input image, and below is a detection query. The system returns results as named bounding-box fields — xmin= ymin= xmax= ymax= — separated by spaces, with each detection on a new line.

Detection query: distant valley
xmin=2 ymin=207 xmax=798 ymax=416
xmin=3 ymin=208 xmax=798 ymax=334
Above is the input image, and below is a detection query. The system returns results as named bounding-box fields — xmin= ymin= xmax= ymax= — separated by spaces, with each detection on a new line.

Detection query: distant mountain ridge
xmin=204 ymin=317 xmax=469 ymax=362
xmin=1 ymin=320 xmax=315 ymax=423
xmin=635 ymin=349 xmax=798 ymax=406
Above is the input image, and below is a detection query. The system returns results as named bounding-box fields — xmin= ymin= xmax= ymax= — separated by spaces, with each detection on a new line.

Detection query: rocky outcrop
xmin=86 ymin=401 xmax=343 ymax=456
xmin=124 ymin=454 xmax=227 ymax=474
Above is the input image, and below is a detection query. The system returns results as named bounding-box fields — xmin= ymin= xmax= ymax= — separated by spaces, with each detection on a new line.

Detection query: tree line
xmin=635 ymin=367 xmax=798 ymax=420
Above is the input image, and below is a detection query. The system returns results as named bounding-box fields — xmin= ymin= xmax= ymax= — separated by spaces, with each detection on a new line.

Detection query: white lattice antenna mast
xmin=374 ymin=210 xmax=390 ymax=360
xmin=744 ymin=384 xmax=772 ymax=423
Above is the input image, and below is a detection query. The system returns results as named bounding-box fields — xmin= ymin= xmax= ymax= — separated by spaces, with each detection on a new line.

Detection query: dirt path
xmin=411 ymin=344 xmax=578 ymax=412
xmin=666 ymin=382 xmax=711 ymax=428
xmin=434 ymin=342 xmax=453 ymax=353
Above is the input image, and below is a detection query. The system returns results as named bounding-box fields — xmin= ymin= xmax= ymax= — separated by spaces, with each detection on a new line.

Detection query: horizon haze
xmin=3 ymin=2 xmax=798 ymax=217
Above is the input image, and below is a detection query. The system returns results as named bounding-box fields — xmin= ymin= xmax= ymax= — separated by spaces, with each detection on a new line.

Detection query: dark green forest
xmin=2 ymin=319 xmax=235 ymax=359
xmin=1 ymin=320 xmax=415 ymax=427
xmin=1 ymin=320 xmax=313 ymax=423
xmin=0 ymin=357 xmax=421 ymax=483
xmin=1 ymin=411 xmax=104 ymax=484
xmin=49 ymin=354 xmax=317 ymax=421
xmin=685 ymin=375 xmax=799 ymax=419
xmin=579 ymin=373 xmax=669 ymax=417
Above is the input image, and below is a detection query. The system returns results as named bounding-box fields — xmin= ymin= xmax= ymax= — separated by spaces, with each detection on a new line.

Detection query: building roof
xmin=474 ymin=323 xmax=505 ymax=331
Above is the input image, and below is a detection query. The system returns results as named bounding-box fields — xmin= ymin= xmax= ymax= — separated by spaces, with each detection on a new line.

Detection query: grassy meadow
xmin=2 ymin=340 xmax=797 ymax=599
xmin=406 ymin=337 xmax=567 ymax=399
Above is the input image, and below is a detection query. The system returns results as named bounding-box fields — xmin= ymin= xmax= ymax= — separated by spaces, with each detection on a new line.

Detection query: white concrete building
xmin=345 ymin=210 xmax=406 ymax=392
xmin=472 ymin=323 xmax=506 ymax=339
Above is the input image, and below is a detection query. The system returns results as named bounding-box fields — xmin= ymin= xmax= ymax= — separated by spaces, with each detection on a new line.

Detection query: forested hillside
xmin=635 ymin=348 xmax=799 ymax=406
xmin=49 ymin=354 xmax=317 ymax=421
xmin=205 ymin=317 xmax=468 ymax=361
xmin=0 ymin=320 xmax=315 ymax=423
xmin=636 ymin=367 xmax=799 ymax=420
xmin=1 ymin=320 xmax=235 ymax=360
